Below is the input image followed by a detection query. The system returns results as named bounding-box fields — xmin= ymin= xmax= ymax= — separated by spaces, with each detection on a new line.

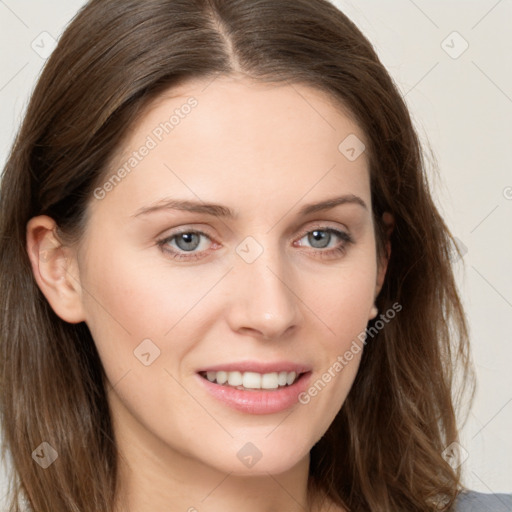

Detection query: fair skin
xmin=26 ymin=76 xmax=392 ymax=512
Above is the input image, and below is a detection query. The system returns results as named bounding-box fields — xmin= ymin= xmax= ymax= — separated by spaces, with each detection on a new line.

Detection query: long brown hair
xmin=0 ymin=0 xmax=474 ymax=510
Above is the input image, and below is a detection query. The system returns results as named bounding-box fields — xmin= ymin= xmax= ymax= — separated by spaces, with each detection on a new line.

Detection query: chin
xmin=197 ymin=433 xmax=313 ymax=476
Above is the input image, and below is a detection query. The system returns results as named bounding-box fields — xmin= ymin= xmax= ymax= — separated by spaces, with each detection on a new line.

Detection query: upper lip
xmin=197 ymin=361 xmax=312 ymax=374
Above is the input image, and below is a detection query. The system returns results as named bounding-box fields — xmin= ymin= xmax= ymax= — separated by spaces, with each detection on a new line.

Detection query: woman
xmin=0 ymin=0 xmax=510 ymax=510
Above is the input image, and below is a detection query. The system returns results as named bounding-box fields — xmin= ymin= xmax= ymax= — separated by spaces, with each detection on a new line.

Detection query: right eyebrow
xmin=131 ymin=198 xmax=236 ymax=219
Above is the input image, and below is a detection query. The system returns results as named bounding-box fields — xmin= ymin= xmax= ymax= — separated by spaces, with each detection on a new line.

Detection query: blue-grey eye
xmin=174 ymin=232 xmax=202 ymax=251
xmin=308 ymin=230 xmax=332 ymax=249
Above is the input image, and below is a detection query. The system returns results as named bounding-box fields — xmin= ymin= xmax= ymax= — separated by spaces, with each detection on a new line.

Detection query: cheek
xmin=78 ymin=241 xmax=228 ymax=378
xmin=304 ymin=261 xmax=377 ymax=340
xmin=78 ymin=244 xmax=170 ymax=374
xmin=81 ymin=237 xmax=193 ymax=330
xmin=297 ymin=260 xmax=376 ymax=410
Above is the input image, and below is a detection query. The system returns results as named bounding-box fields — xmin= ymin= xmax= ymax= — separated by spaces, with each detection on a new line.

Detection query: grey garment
xmin=455 ymin=491 xmax=512 ymax=511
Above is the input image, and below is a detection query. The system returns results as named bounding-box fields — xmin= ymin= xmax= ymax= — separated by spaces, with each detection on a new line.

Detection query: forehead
xmin=92 ymin=76 xmax=371 ymax=220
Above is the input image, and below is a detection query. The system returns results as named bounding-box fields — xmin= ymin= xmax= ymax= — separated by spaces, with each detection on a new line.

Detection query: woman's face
xmin=69 ymin=76 xmax=388 ymax=476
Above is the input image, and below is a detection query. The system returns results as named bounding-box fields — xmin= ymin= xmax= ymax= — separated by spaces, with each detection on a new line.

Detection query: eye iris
xmin=175 ymin=232 xmax=201 ymax=251
xmin=308 ymin=230 xmax=330 ymax=249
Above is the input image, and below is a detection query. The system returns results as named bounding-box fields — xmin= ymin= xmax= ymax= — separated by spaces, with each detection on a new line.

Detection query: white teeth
xmin=286 ymin=371 xmax=297 ymax=386
xmin=227 ymin=371 xmax=243 ymax=386
xmin=261 ymin=372 xmax=279 ymax=389
xmin=242 ymin=372 xmax=261 ymax=389
xmin=216 ymin=370 xmax=228 ymax=384
xmin=203 ymin=370 xmax=300 ymax=389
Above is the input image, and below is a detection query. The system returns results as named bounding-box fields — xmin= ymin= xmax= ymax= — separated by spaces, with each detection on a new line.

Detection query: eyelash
xmin=156 ymin=226 xmax=354 ymax=262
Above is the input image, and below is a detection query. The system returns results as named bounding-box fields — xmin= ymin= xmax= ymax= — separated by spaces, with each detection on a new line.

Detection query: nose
xmin=225 ymin=245 xmax=303 ymax=340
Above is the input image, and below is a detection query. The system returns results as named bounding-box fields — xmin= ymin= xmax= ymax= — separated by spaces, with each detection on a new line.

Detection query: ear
xmin=26 ymin=215 xmax=86 ymax=324
xmin=369 ymin=212 xmax=394 ymax=319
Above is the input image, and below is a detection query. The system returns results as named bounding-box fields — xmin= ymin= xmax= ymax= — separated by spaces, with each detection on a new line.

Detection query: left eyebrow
xmin=298 ymin=194 xmax=368 ymax=215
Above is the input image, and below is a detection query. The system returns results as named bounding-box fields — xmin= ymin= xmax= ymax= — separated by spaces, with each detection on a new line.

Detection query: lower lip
xmin=196 ymin=372 xmax=312 ymax=415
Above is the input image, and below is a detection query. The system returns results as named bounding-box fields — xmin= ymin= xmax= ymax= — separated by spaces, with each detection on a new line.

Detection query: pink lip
xmin=195 ymin=367 xmax=312 ymax=415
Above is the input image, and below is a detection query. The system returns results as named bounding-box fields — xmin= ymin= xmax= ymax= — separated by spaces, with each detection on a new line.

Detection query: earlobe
xmin=26 ymin=215 xmax=86 ymax=324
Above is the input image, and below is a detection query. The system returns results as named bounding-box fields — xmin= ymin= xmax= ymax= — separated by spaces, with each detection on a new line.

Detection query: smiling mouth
xmin=198 ymin=370 xmax=304 ymax=391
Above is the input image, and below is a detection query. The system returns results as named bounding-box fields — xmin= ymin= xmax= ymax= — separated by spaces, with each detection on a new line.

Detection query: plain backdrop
xmin=0 ymin=0 xmax=511 ymax=499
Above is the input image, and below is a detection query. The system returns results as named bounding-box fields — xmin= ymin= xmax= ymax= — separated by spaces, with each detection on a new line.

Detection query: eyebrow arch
xmin=132 ymin=194 xmax=367 ymax=219
xmin=298 ymin=194 xmax=367 ymax=215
